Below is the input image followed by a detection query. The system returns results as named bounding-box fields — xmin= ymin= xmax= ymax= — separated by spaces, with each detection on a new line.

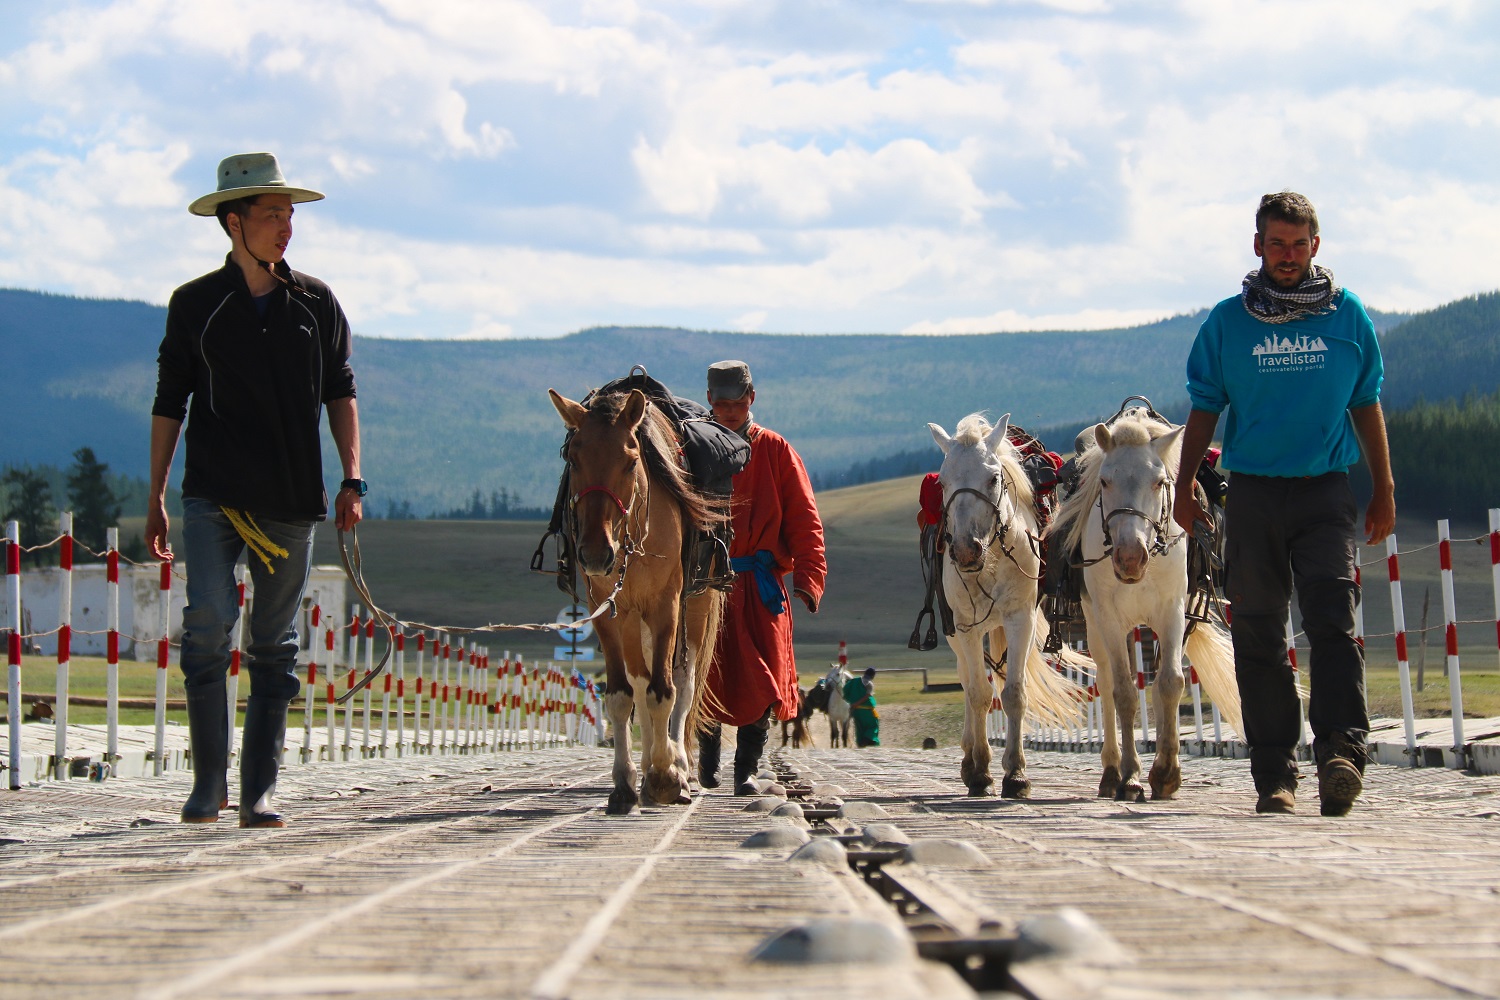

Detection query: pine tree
xmin=1 ymin=467 xmax=55 ymax=567
xmin=66 ymin=447 xmax=121 ymax=555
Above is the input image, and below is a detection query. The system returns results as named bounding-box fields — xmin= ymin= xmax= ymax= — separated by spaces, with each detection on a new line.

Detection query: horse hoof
xmin=1148 ymin=765 xmax=1181 ymax=801
xmin=1115 ymin=782 xmax=1146 ymax=804
xmin=606 ymin=788 xmax=640 ymax=815
xmin=1098 ymin=766 xmax=1122 ymax=799
xmin=1001 ymin=777 xmax=1031 ymax=800
xmin=966 ymin=780 xmax=994 ymax=797
xmin=645 ymin=769 xmax=688 ymax=806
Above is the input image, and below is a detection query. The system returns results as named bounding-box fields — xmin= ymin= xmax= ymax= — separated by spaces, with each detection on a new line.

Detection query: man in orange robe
xmin=699 ymin=360 xmax=827 ymax=793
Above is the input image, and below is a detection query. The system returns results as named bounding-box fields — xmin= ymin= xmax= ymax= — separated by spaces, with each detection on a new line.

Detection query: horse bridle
xmin=939 ymin=472 xmax=1044 ymax=635
xmin=1087 ymin=476 xmax=1181 ymax=566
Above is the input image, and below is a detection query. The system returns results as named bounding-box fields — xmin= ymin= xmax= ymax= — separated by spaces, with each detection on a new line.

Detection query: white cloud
xmin=0 ymin=0 xmax=1496 ymax=338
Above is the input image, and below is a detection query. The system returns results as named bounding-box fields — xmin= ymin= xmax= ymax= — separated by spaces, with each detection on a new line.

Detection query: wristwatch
xmin=340 ymin=478 xmax=368 ymax=497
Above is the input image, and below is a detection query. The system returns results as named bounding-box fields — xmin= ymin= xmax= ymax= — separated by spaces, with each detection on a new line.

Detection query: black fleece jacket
xmin=152 ymin=256 xmax=357 ymax=520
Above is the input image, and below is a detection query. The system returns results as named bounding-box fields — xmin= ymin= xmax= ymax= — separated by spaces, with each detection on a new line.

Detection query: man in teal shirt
xmin=1173 ymin=191 xmax=1395 ymax=817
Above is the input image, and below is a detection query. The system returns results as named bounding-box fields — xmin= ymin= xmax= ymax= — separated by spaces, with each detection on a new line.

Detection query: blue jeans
xmin=179 ymin=498 xmax=314 ymax=701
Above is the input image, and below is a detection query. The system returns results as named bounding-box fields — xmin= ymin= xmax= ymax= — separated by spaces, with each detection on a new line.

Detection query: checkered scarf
xmin=1240 ymin=264 xmax=1340 ymax=324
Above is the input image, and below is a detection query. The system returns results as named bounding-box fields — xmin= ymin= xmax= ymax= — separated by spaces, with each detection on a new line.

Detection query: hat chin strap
xmin=237 ymin=234 xmax=318 ymax=302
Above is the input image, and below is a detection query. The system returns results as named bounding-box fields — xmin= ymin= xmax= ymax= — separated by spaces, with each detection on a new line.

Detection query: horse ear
xmin=621 ymin=389 xmax=648 ymax=430
xmin=1152 ymin=425 xmax=1186 ymax=462
xmin=1093 ymin=422 xmax=1112 ymax=451
xmin=928 ymin=423 xmax=952 ymax=455
xmin=549 ymin=389 xmax=587 ymax=429
xmin=985 ymin=413 xmax=1012 ymax=452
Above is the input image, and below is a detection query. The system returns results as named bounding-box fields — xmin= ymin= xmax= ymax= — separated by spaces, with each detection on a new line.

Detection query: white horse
xmin=930 ymin=414 xmax=1090 ymax=798
xmin=819 ymin=665 xmax=853 ymax=747
xmin=1051 ymin=409 xmax=1243 ymax=802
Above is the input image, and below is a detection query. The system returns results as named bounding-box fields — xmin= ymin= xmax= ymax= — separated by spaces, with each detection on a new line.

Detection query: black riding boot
xmin=733 ymin=719 xmax=769 ymax=794
xmin=181 ymin=680 xmax=229 ymax=823
xmin=239 ymin=695 xmax=290 ymax=828
xmin=698 ymin=723 xmax=722 ymax=789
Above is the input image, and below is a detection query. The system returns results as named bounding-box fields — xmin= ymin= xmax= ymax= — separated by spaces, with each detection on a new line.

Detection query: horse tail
xmin=993 ymin=608 xmax=1092 ymax=729
xmin=685 ymin=587 xmax=727 ymax=748
xmin=792 ymin=715 xmax=812 ymax=748
xmin=1184 ymin=622 xmax=1244 ymax=737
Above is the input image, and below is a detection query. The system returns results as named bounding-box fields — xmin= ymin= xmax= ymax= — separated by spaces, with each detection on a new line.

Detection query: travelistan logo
xmin=1252 ymin=333 xmax=1327 ymax=372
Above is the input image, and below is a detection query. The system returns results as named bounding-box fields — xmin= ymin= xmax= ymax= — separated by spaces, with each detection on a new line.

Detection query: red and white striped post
xmin=1386 ymin=534 xmax=1417 ymax=762
xmin=1353 ymin=565 xmax=1366 ymax=649
xmin=380 ymin=624 xmax=394 ymax=755
xmin=228 ymin=568 xmax=247 ymax=759
xmin=302 ymin=603 xmax=320 ymax=763
xmin=343 ymin=608 xmax=359 ymax=760
xmin=323 ymin=611 xmax=337 ymax=761
xmin=1490 ymin=510 xmax=1500 ymax=676
xmin=1133 ymin=627 xmax=1149 ymax=750
xmin=1188 ymin=660 xmax=1205 ymax=755
xmin=6 ymin=520 xmax=23 ymax=789
xmin=1284 ymin=612 xmax=1309 ymax=754
xmin=454 ymin=638 xmax=468 ymax=749
xmin=1437 ymin=520 xmax=1467 ymax=768
xmin=414 ymin=632 xmax=428 ymax=752
xmin=54 ymin=512 xmax=73 ymax=780
xmin=438 ymin=634 xmax=452 ymax=752
xmin=361 ymin=615 xmax=375 ymax=757
xmin=394 ymin=629 xmax=406 ymax=756
xmin=153 ymin=557 xmax=172 ymax=777
xmin=105 ymin=527 xmax=120 ymax=769
xmin=838 ymin=640 xmax=847 ymax=671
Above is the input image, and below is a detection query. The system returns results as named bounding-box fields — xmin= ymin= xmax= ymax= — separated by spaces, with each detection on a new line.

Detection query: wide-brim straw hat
xmin=188 ymin=152 xmax=325 ymax=216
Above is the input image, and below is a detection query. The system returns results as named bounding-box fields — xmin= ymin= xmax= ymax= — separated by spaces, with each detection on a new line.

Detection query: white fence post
xmin=153 ymin=558 xmax=171 ymax=777
xmin=106 ymin=527 xmax=120 ymax=770
xmin=6 ymin=520 xmax=22 ymax=789
xmin=54 ymin=512 xmax=73 ymax=780
xmin=1437 ymin=520 xmax=1467 ymax=768
xmin=1385 ymin=534 xmax=1417 ymax=764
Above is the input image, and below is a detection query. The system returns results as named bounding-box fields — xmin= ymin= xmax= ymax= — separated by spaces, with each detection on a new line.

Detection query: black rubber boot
xmin=181 ymin=680 xmax=229 ymax=823
xmin=732 ymin=721 xmax=769 ymax=795
xmin=698 ymin=724 xmax=722 ymax=789
xmin=239 ymin=695 xmax=290 ymax=828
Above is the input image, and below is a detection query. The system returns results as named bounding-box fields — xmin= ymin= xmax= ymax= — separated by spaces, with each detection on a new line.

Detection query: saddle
xmin=531 ymin=366 xmax=750 ymax=602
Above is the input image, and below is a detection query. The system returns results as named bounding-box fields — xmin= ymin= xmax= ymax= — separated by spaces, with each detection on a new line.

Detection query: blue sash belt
xmin=731 ymin=550 xmax=786 ymax=616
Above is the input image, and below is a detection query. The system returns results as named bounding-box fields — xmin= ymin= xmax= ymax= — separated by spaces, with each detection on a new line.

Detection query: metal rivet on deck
xmin=1014 ymin=907 xmax=1129 ymax=965
xmin=837 ymin=801 xmax=888 ymax=820
xmin=752 ymin=918 xmax=915 ymax=965
xmin=860 ymin=823 xmax=911 ymax=848
xmin=897 ymin=838 xmax=993 ymax=868
xmin=787 ymin=838 xmax=848 ymax=867
xmin=741 ymin=826 xmax=812 ymax=849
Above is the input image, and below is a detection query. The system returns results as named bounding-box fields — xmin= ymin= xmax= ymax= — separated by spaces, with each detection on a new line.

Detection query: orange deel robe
xmin=704 ymin=424 xmax=827 ymax=727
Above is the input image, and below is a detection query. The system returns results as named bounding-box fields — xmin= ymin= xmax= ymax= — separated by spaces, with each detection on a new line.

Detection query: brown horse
xmin=549 ymin=387 xmax=727 ymax=814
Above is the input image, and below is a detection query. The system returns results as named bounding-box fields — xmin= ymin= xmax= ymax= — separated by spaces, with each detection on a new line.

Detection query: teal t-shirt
xmin=1185 ymin=289 xmax=1383 ymax=478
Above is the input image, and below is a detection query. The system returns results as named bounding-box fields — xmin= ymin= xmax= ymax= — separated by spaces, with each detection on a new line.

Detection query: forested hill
xmin=0 ymin=286 xmax=1491 ymax=514
xmin=1376 ymin=291 xmax=1500 ymax=410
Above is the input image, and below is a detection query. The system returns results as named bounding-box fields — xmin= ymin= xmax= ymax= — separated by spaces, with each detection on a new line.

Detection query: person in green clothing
xmin=843 ymin=667 xmax=880 ymax=747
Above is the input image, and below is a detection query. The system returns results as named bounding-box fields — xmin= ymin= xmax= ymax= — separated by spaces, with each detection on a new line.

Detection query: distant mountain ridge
xmin=2 ymin=286 xmax=1493 ymax=512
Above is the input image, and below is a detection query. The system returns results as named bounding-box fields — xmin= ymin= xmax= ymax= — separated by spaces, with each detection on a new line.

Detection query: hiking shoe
xmin=1255 ymin=788 xmax=1296 ymax=814
xmin=1318 ymin=757 xmax=1363 ymax=817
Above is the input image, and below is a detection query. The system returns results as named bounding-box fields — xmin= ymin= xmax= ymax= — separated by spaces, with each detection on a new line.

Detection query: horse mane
xmin=1051 ymin=411 xmax=1179 ymax=554
xmin=586 ymin=389 xmax=728 ymax=531
xmin=951 ymin=414 xmax=1037 ymax=528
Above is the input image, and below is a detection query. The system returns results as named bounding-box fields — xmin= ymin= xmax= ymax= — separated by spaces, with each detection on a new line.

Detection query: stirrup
xmin=908 ymin=608 xmax=939 ymax=651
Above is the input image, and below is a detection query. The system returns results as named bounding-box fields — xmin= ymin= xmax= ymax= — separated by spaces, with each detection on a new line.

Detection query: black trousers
xmin=1225 ymin=472 xmax=1369 ymax=792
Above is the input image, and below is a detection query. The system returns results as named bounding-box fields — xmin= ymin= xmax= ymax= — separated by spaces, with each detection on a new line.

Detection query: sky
xmin=1 ymin=0 xmax=1497 ymax=340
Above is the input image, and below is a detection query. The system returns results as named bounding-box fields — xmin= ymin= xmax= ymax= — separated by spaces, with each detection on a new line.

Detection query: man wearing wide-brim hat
xmin=147 ymin=152 xmax=365 ymax=828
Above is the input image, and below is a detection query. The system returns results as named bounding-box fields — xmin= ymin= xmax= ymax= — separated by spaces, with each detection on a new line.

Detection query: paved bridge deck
xmin=2 ymin=746 xmax=1498 ymax=999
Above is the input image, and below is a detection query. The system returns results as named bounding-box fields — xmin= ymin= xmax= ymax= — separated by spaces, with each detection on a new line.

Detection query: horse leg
xmin=1086 ymin=609 xmax=1123 ymax=799
xmin=597 ymin=620 xmax=640 ymax=815
xmin=951 ymin=629 xmax=992 ymax=796
xmin=1110 ymin=635 xmax=1145 ymax=803
xmin=667 ymin=615 xmax=694 ymax=780
xmin=996 ymin=619 xmax=1032 ymax=800
xmin=1148 ymin=626 xmax=1186 ymax=801
xmin=640 ymin=605 xmax=690 ymax=807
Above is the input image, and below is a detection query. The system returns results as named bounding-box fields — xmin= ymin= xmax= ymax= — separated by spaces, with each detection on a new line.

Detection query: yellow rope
xmin=221 ymin=507 xmax=289 ymax=574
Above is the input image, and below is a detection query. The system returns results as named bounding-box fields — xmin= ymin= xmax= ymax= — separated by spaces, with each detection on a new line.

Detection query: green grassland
xmin=30 ymin=481 xmax=1500 ymax=726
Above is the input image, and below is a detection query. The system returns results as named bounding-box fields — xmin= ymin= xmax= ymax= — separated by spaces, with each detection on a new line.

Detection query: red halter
xmin=573 ymin=485 xmax=631 ymax=520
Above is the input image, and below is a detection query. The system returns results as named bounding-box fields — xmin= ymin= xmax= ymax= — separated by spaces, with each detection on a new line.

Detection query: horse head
xmin=929 ymin=413 xmax=1015 ymax=572
xmin=1092 ymin=417 xmax=1184 ymax=584
xmin=549 ymin=387 xmax=650 ymax=578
